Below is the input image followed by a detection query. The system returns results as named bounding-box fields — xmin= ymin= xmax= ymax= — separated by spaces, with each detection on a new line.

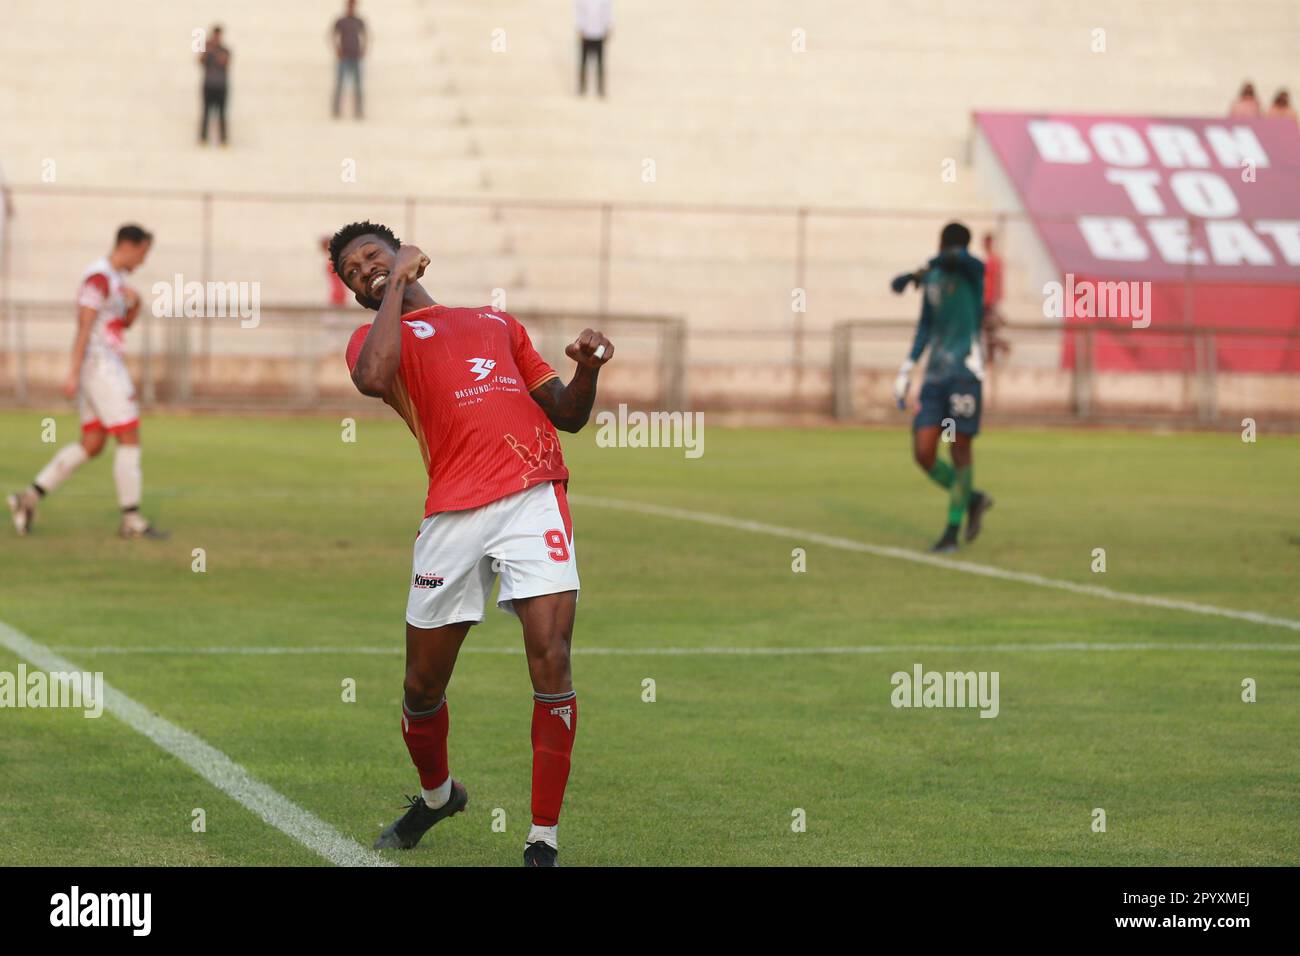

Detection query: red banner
xmin=974 ymin=111 xmax=1300 ymax=371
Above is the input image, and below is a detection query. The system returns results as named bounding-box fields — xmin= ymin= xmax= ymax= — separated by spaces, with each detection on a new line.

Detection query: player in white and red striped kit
xmin=7 ymin=225 xmax=165 ymax=539
xmin=330 ymin=220 xmax=612 ymax=866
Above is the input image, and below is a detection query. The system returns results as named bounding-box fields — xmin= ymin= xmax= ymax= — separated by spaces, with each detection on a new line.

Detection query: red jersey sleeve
xmin=509 ymin=315 xmax=559 ymax=392
xmin=345 ymin=323 xmax=372 ymax=372
xmin=77 ymin=273 xmax=110 ymax=310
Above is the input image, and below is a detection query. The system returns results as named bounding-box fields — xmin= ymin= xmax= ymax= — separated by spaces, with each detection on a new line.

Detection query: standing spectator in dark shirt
xmin=198 ymin=25 xmax=231 ymax=146
xmin=332 ymin=1 xmax=368 ymax=119
xmin=575 ymin=0 xmax=612 ymax=97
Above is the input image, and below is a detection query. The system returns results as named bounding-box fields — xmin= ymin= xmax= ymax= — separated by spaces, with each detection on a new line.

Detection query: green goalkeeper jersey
xmin=907 ymin=249 xmax=986 ymax=384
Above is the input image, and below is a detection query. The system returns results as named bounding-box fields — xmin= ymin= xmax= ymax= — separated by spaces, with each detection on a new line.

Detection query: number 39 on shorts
xmin=950 ymin=393 xmax=977 ymax=417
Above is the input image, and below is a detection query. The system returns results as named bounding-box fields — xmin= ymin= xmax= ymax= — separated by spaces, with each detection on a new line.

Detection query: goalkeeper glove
xmin=893 ymin=359 xmax=915 ymax=410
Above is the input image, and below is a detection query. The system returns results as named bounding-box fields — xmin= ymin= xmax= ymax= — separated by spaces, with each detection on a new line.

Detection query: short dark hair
xmin=116 ymin=224 xmax=152 ymax=246
xmin=940 ymin=221 xmax=971 ymax=249
xmin=329 ymin=220 xmax=401 ymax=276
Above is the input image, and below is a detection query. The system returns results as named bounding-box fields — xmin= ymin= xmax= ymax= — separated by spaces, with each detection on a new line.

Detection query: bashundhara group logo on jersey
xmin=454 ymin=357 xmax=518 ymax=400
xmin=412 ymin=572 xmax=445 ymax=589
xmin=467 ymin=357 xmax=497 ymax=381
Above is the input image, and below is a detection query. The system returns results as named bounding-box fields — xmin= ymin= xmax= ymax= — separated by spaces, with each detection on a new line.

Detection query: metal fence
xmin=2 ymin=183 xmax=1298 ymax=423
xmin=832 ymin=319 xmax=1300 ymax=425
xmin=0 ymin=300 xmax=685 ymax=411
xmin=10 ymin=300 xmax=1300 ymax=425
xmin=0 ymin=183 xmax=1022 ymax=401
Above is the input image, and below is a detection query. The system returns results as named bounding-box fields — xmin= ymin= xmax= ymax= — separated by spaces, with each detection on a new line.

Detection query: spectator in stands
xmin=1268 ymin=88 xmax=1297 ymax=124
xmin=980 ymin=233 xmax=1010 ymax=365
xmin=198 ymin=25 xmax=231 ymax=146
xmin=1229 ymin=82 xmax=1260 ymax=119
xmin=575 ymin=0 xmax=612 ymax=97
xmin=332 ymin=0 xmax=368 ymax=119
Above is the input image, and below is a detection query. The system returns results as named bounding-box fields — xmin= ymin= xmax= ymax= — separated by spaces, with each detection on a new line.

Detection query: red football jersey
xmin=346 ymin=305 xmax=569 ymax=515
xmin=983 ymin=252 xmax=1003 ymax=308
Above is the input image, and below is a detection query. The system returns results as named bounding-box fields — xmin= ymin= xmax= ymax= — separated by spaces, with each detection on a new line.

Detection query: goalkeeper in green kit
xmin=890 ymin=221 xmax=994 ymax=553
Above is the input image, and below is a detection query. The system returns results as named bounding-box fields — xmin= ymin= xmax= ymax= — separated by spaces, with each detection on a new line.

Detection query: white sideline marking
xmin=569 ymin=494 xmax=1300 ymax=634
xmin=49 ymin=642 xmax=1300 ymax=656
xmin=0 ymin=621 xmax=393 ymax=868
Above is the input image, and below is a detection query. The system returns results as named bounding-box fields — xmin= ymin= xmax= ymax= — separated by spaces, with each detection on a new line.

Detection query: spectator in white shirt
xmin=575 ymin=0 xmax=612 ymax=97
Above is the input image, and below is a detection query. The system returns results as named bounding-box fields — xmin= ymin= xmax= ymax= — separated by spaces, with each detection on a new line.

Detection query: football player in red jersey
xmin=329 ymin=221 xmax=612 ymax=867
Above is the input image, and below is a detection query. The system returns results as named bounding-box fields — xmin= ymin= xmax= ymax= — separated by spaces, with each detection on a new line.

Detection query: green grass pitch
xmin=1 ymin=409 xmax=1297 ymax=866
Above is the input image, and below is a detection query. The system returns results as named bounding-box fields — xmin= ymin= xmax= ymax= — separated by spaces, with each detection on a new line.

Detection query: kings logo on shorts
xmin=412 ymin=572 xmax=445 ymax=589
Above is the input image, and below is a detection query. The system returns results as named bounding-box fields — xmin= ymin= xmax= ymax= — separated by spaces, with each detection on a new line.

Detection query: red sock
xmin=402 ymin=699 xmax=449 ymax=791
xmin=531 ymin=692 xmax=578 ymax=826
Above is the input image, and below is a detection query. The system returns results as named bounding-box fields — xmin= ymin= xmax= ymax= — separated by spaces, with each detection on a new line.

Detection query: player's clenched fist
xmin=394 ymin=245 xmax=430 ymax=284
xmin=565 ymin=328 xmax=614 ymax=369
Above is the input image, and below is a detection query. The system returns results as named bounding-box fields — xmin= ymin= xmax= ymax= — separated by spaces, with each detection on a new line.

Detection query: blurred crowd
xmin=1229 ymin=82 xmax=1296 ymax=123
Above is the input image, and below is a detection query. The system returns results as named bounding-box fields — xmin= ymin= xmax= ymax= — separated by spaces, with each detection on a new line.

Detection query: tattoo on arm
xmin=531 ymin=367 xmax=599 ymax=433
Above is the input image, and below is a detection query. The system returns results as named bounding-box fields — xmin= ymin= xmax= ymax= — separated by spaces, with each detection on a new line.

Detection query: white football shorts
xmin=79 ymin=357 xmax=139 ymax=434
xmin=406 ymin=480 xmax=580 ymax=630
